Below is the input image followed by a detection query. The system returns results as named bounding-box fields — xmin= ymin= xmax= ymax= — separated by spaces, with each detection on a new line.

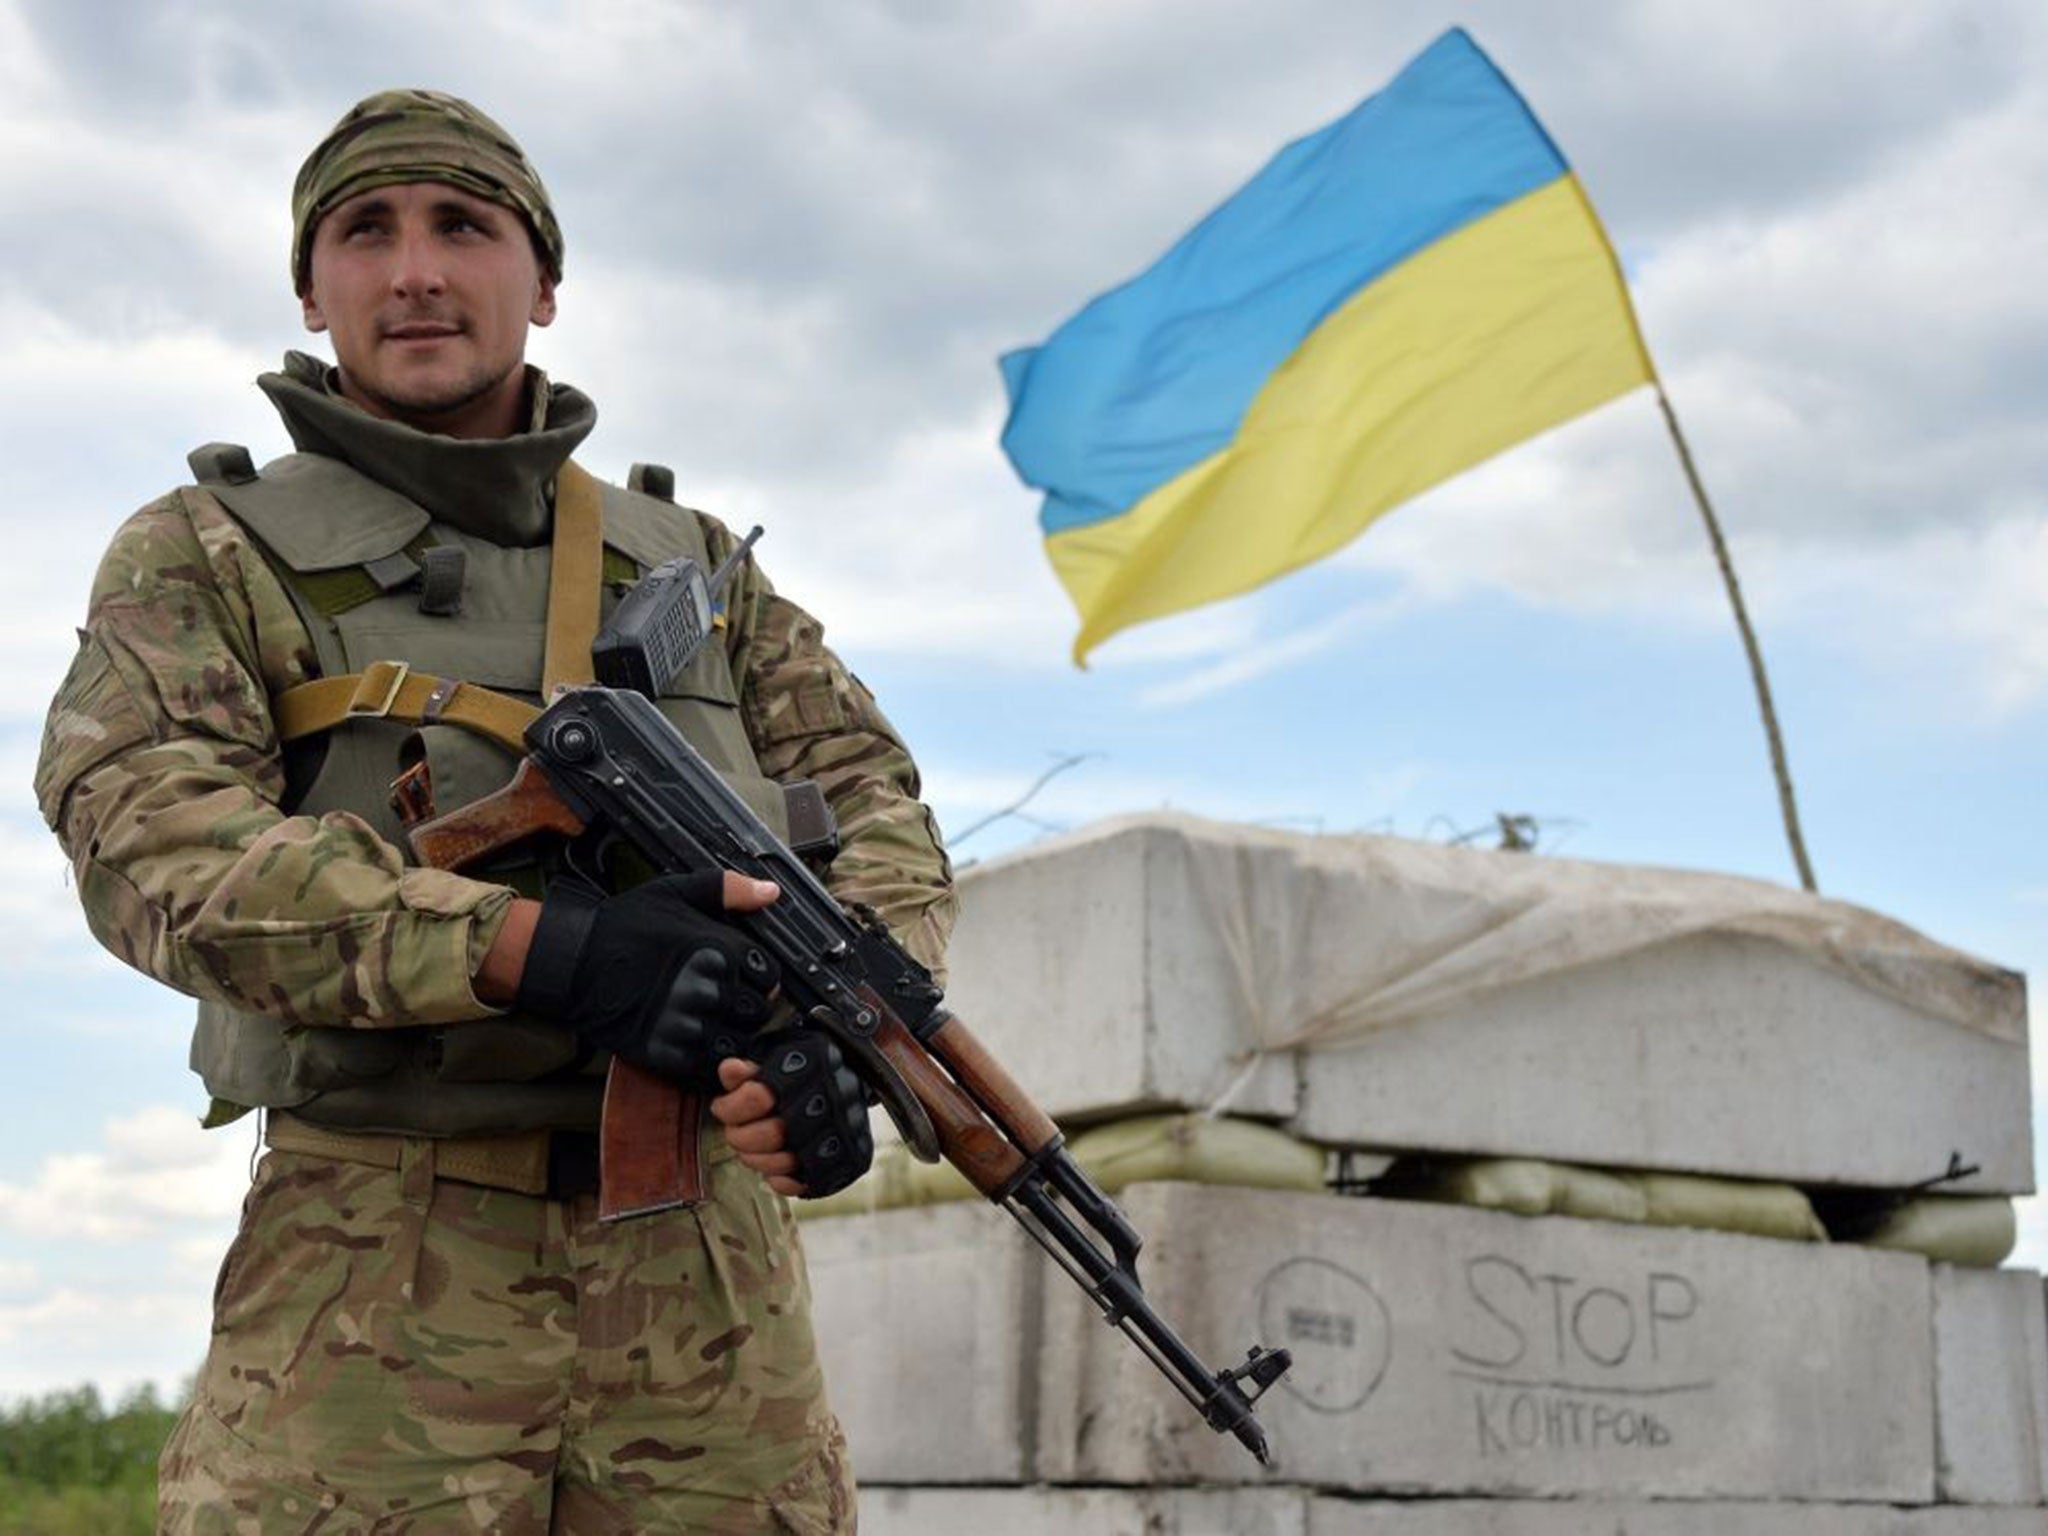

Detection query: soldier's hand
xmin=713 ymin=1057 xmax=803 ymax=1195
xmin=517 ymin=870 xmax=782 ymax=1090
xmin=712 ymin=1032 xmax=873 ymax=1198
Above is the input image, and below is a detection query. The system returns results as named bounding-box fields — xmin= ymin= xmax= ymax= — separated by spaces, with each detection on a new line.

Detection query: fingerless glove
xmin=518 ymin=871 xmax=780 ymax=1092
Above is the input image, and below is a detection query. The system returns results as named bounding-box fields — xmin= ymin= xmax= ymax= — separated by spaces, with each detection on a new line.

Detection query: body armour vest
xmin=187 ymin=446 xmax=790 ymax=1138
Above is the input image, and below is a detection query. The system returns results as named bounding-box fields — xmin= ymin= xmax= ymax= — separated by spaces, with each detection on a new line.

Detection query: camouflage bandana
xmin=291 ymin=88 xmax=565 ymax=294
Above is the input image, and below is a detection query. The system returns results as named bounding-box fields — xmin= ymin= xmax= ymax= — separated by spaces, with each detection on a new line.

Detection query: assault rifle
xmin=405 ymin=543 xmax=1292 ymax=1464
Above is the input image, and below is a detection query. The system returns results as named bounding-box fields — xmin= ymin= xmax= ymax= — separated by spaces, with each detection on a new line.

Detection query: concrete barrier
xmin=806 ymin=1201 xmax=1035 ymax=1484
xmin=809 ymin=1186 xmax=1936 ymax=1502
xmin=943 ymin=818 xmax=2032 ymax=1192
xmin=1931 ymin=1265 xmax=2048 ymax=1504
xmin=1037 ymin=1186 xmax=1932 ymax=1500
xmin=1290 ymin=929 xmax=2030 ymax=1193
xmin=860 ymin=1485 xmax=1308 ymax=1535
xmin=859 ymin=1489 xmax=2047 ymax=1535
xmin=1309 ymin=1504 xmax=2048 ymax=1536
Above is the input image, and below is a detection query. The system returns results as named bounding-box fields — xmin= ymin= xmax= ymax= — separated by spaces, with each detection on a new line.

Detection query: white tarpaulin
xmin=1035 ymin=813 xmax=2025 ymax=1055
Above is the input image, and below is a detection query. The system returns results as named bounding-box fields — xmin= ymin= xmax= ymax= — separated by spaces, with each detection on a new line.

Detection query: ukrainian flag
xmin=1000 ymin=29 xmax=1656 ymax=663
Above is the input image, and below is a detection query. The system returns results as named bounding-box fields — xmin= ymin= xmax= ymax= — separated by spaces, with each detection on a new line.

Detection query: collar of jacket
xmin=257 ymin=349 xmax=598 ymax=547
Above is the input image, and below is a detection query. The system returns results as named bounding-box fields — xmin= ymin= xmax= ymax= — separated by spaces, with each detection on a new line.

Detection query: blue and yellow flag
xmin=999 ymin=29 xmax=1656 ymax=663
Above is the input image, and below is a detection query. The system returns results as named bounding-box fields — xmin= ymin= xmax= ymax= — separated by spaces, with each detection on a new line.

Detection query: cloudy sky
xmin=1 ymin=0 xmax=2043 ymax=1403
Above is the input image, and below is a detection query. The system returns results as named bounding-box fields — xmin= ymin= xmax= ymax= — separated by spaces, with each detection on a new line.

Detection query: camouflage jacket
xmin=34 ymin=372 xmax=954 ymax=1033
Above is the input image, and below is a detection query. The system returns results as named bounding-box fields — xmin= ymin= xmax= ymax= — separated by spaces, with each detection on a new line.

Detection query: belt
xmin=545 ymin=1129 xmax=603 ymax=1199
xmin=263 ymin=1110 xmax=716 ymax=1203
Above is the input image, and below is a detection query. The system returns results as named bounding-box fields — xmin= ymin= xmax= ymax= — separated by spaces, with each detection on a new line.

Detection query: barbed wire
xmin=946 ymin=752 xmax=1099 ymax=850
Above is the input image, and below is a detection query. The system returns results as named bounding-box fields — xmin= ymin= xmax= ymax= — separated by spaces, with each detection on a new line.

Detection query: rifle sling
xmin=542 ymin=460 xmax=604 ymax=694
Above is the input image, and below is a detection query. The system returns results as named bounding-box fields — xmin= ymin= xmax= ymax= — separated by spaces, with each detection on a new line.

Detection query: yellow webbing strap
xmin=273 ymin=661 xmax=538 ymax=753
xmin=542 ymin=460 xmax=605 ymax=694
xmin=269 ymin=458 xmax=610 ymax=750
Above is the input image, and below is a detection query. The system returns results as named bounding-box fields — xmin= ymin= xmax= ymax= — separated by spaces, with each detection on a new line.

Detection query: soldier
xmin=33 ymin=89 xmax=953 ymax=1533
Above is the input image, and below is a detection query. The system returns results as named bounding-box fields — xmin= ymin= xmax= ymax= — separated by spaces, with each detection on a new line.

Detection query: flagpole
xmin=1654 ymin=384 xmax=1818 ymax=893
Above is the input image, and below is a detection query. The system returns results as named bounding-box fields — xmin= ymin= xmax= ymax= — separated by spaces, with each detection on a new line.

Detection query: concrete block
xmin=858 ymin=1490 xmax=2047 ymax=1536
xmin=860 ymin=1485 xmax=1310 ymax=1535
xmin=1035 ymin=1187 xmax=1935 ymax=1500
xmin=944 ymin=817 xmax=1303 ymax=1123
xmin=1307 ymin=1500 xmax=2048 ymax=1534
xmin=1931 ymin=1264 xmax=2048 ymax=1504
xmin=1293 ymin=929 xmax=2032 ymax=1194
xmin=804 ymin=1202 xmax=1035 ymax=1484
xmin=944 ymin=817 xmax=2032 ymax=1192
xmin=809 ymin=1187 xmax=1935 ymax=1501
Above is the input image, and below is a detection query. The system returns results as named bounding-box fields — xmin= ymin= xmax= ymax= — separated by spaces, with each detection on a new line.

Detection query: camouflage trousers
xmin=159 ymin=1135 xmax=855 ymax=1534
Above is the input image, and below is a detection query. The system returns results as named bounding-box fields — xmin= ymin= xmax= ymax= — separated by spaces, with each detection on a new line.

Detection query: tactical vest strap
xmin=188 ymin=442 xmax=258 ymax=486
xmin=273 ymin=661 xmax=540 ymax=753
xmin=543 ymin=461 xmax=606 ymax=694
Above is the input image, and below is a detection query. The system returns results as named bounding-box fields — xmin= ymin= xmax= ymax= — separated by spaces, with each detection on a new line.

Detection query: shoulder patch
xmin=34 ymin=629 xmax=156 ymax=829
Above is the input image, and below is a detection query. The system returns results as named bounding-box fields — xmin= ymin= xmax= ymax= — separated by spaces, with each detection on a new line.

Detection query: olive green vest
xmin=187 ymin=446 xmax=789 ymax=1137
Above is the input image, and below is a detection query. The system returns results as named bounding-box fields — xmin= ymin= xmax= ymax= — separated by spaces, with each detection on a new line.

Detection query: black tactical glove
xmin=746 ymin=1027 xmax=874 ymax=1198
xmin=517 ymin=870 xmax=780 ymax=1092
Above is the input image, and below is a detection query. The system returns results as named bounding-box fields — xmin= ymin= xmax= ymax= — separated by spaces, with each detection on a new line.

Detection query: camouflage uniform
xmin=156 ymin=1146 xmax=853 ymax=1533
xmin=34 ymin=349 xmax=953 ymax=1530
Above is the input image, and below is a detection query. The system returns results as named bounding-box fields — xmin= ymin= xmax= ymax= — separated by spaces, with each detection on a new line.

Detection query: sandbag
xmin=800 ymin=1112 xmax=1326 ymax=1220
xmin=1634 ymin=1171 xmax=1827 ymax=1243
xmin=798 ymin=1140 xmax=974 ymax=1220
xmin=1380 ymin=1157 xmax=1646 ymax=1224
xmin=1854 ymin=1195 xmax=2017 ymax=1267
xmin=1064 ymin=1113 xmax=1328 ymax=1196
xmin=1377 ymin=1156 xmax=1827 ymax=1243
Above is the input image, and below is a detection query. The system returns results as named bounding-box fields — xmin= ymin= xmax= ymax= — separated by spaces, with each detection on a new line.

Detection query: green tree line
xmin=0 ymin=1383 xmax=181 ymax=1536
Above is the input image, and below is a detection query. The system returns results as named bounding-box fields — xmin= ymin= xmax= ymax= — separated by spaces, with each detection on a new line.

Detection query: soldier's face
xmin=301 ymin=181 xmax=556 ymax=439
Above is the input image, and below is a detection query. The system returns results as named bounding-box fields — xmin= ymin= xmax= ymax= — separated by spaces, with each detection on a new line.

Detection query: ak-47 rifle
xmin=405 ymin=540 xmax=1292 ymax=1464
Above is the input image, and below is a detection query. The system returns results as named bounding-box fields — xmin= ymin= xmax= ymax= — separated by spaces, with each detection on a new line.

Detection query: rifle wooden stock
xmin=862 ymin=1002 xmax=1031 ymax=1196
xmin=409 ymin=759 xmax=588 ymax=869
xmin=925 ymin=1014 xmax=1061 ymax=1154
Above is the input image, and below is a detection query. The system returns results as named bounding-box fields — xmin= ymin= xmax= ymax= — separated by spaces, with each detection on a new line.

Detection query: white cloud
xmin=0 ymin=308 xmax=290 ymax=729
xmin=1135 ymin=603 xmax=1405 ymax=710
xmin=1760 ymin=513 xmax=2048 ymax=720
xmin=1351 ymin=408 xmax=2048 ymax=722
xmin=929 ymin=752 xmax=1426 ymax=862
xmin=1076 ymin=599 xmax=1278 ymax=672
xmin=0 ymin=0 xmax=2039 ymax=716
xmin=0 ymin=1105 xmax=244 ymax=1398
xmin=0 ymin=1284 xmax=207 ymax=1404
xmin=702 ymin=409 xmax=1077 ymax=663
xmin=0 ymin=1104 xmax=251 ymax=1244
